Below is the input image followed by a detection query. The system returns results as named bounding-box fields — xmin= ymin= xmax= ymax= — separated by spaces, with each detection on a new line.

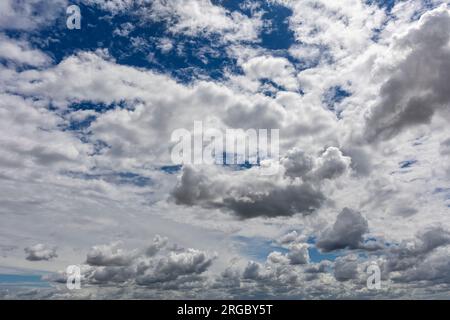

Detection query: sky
xmin=0 ymin=0 xmax=449 ymax=299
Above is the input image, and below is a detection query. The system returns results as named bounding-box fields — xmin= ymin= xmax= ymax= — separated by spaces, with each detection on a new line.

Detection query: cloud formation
xmin=172 ymin=146 xmax=350 ymax=219
xmin=316 ymin=208 xmax=369 ymax=252
xmin=364 ymin=5 xmax=450 ymax=142
xmin=0 ymin=0 xmax=449 ymax=300
xmin=24 ymin=244 xmax=57 ymax=261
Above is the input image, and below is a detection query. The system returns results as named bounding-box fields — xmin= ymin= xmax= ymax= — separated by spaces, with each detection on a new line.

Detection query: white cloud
xmin=148 ymin=0 xmax=263 ymax=42
xmin=242 ymin=55 xmax=299 ymax=91
xmin=0 ymin=34 xmax=52 ymax=67
xmin=0 ymin=0 xmax=67 ymax=31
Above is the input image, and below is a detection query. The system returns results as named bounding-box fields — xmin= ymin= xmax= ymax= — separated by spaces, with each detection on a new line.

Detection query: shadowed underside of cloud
xmin=26 ymin=228 xmax=450 ymax=299
xmin=24 ymin=244 xmax=57 ymax=261
xmin=171 ymin=147 xmax=351 ymax=219
xmin=46 ymin=235 xmax=216 ymax=290
xmin=364 ymin=6 xmax=450 ymax=142
xmin=316 ymin=208 xmax=369 ymax=252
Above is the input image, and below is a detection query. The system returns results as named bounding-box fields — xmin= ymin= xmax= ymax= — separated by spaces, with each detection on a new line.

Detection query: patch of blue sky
xmin=62 ymin=101 xmax=132 ymax=134
xmin=160 ymin=165 xmax=183 ymax=174
xmin=259 ymin=78 xmax=294 ymax=97
xmin=399 ymin=160 xmax=418 ymax=169
xmin=20 ymin=3 xmax=240 ymax=84
xmin=65 ymin=171 xmax=152 ymax=187
xmin=433 ymin=187 xmax=450 ymax=194
xmin=0 ymin=274 xmax=50 ymax=288
xmin=68 ymin=101 xmax=127 ymax=113
xmin=221 ymin=152 xmax=260 ymax=170
xmin=214 ymin=0 xmax=295 ymax=50
xmin=89 ymin=139 xmax=110 ymax=156
xmin=234 ymin=236 xmax=289 ymax=262
xmin=368 ymin=0 xmax=439 ymax=42
xmin=366 ymin=0 xmax=398 ymax=41
xmin=322 ymin=86 xmax=351 ymax=119
xmin=259 ymin=4 xmax=295 ymax=51
xmin=63 ymin=115 xmax=97 ymax=132
xmin=308 ymin=246 xmax=340 ymax=263
xmin=367 ymin=0 xmax=397 ymax=12
xmin=235 ymin=235 xmax=343 ymax=263
xmin=306 ymin=237 xmax=341 ymax=263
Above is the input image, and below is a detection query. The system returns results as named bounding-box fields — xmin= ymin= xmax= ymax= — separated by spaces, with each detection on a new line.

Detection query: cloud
xmin=275 ymin=230 xmax=306 ymax=246
xmin=333 ymin=254 xmax=359 ymax=282
xmin=281 ymin=148 xmax=315 ymax=178
xmin=148 ymin=0 xmax=263 ymax=42
xmin=266 ymin=242 xmax=310 ymax=266
xmin=364 ymin=6 xmax=450 ymax=142
xmin=171 ymin=164 xmax=326 ymax=219
xmin=82 ymin=0 xmax=138 ymax=13
xmin=241 ymin=56 xmax=298 ymax=91
xmin=0 ymin=35 xmax=52 ymax=67
xmin=286 ymin=243 xmax=310 ymax=265
xmin=171 ymin=146 xmax=350 ymax=219
xmin=316 ymin=208 xmax=369 ymax=252
xmin=440 ymin=138 xmax=450 ymax=155
xmin=393 ymin=246 xmax=450 ymax=284
xmin=86 ymin=242 xmax=136 ymax=266
xmin=54 ymin=235 xmax=216 ymax=289
xmin=0 ymin=0 xmax=67 ymax=31
xmin=313 ymin=147 xmax=352 ymax=181
xmin=386 ymin=226 xmax=450 ymax=274
xmin=24 ymin=244 xmax=57 ymax=261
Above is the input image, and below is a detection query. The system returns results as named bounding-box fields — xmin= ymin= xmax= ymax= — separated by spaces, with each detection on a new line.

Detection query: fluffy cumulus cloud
xmin=316 ymin=208 xmax=369 ymax=252
xmin=42 ymin=235 xmax=218 ymax=296
xmin=171 ymin=145 xmax=350 ymax=219
xmin=24 ymin=244 xmax=58 ymax=261
xmin=149 ymin=0 xmax=263 ymax=42
xmin=1 ymin=0 xmax=450 ymax=300
xmin=364 ymin=5 xmax=450 ymax=142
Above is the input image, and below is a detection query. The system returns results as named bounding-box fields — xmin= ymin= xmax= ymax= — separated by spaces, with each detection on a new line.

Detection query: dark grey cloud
xmin=316 ymin=208 xmax=369 ymax=252
xmin=392 ymin=247 xmax=450 ymax=284
xmin=221 ymin=183 xmax=325 ymax=219
xmin=171 ymin=165 xmax=326 ymax=219
xmin=171 ymin=146 xmax=350 ymax=219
